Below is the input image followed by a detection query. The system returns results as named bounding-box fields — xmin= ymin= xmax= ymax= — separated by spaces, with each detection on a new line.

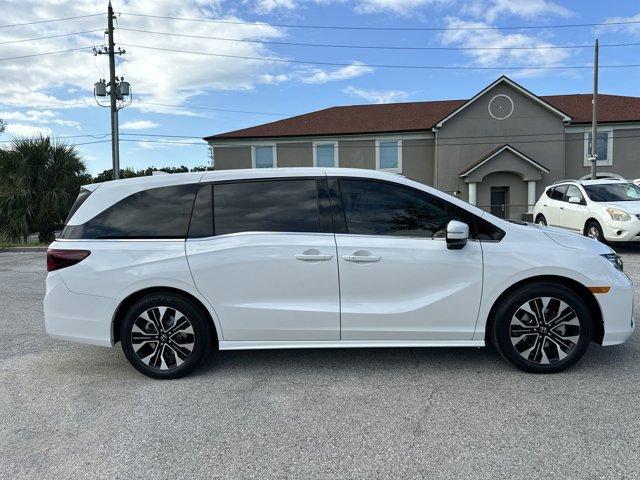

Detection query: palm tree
xmin=0 ymin=136 xmax=88 ymax=243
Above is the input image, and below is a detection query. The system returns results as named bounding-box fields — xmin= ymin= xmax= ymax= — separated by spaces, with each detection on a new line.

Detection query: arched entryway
xmin=459 ymin=145 xmax=549 ymax=220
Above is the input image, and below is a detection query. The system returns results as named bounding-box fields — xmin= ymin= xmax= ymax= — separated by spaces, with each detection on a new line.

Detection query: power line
xmin=6 ymin=132 xmax=640 ymax=149
xmin=119 ymin=12 xmax=640 ymax=32
xmin=0 ymin=46 xmax=93 ymax=62
xmin=0 ymin=29 xmax=103 ymax=45
xmin=121 ymin=132 xmax=640 ymax=148
xmin=0 ymin=13 xmax=102 ymax=29
xmin=132 ymin=100 xmax=289 ymax=116
xmin=118 ymin=27 xmax=640 ymax=52
xmin=0 ymin=101 xmax=94 ymax=111
xmin=120 ymin=43 xmax=640 ymax=70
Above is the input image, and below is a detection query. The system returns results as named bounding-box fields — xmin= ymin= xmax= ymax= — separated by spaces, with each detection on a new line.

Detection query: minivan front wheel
xmin=121 ymin=294 xmax=212 ymax=379
xmin=585 ymin=220 xmax=605 ymax=243
xmin=492 ymin=283 xmax=591 ymax=373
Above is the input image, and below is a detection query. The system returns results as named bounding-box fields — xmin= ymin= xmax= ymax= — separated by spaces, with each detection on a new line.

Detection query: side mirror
xmin=568 ymin=196 xmax=582 ymax=204
xmin=446 ymin=220 xmax=469 ymax=250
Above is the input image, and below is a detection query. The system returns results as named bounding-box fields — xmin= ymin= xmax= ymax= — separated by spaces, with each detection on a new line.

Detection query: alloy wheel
xmin=587 ymin=226 xmax=600 ymax=240
xmin=131 ymin=306 xmax=195 ymax=371
xmin=509 ymin=297 xmax=580 ymax=365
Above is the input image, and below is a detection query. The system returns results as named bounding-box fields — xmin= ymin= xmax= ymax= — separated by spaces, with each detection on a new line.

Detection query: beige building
xmin=205 ymin=76 xmax=640 ymax=220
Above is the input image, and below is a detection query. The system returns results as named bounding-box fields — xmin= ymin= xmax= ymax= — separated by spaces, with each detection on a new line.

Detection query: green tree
xmin=0 ymin=119 xmax=5 ymax=134
xmin=0 ymin=136 xmax=87 ymax=243
xmin=92 ymin=165 xmax=212 ymax=182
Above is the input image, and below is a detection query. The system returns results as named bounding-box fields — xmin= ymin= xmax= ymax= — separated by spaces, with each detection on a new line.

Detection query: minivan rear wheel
xmin=492 ymin=283 xmax=591 ymax=373
xmin=120 ymin=294 xmax=212 ymax=379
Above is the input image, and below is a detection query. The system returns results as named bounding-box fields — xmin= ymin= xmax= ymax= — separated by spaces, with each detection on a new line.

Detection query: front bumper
xmin=44 ymin=271 xmax=117 ymax=347
xmin=602 ymin=218 xmax=640 ymax=242
xmin=598 ymin=277 xmax=635 ymax=346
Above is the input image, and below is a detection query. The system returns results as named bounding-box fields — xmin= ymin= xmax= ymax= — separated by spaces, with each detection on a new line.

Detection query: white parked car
xmin=45 ymin=168 xmax=633 ymax=378
xmin=533 ymin=179 xmax=640 ymax=243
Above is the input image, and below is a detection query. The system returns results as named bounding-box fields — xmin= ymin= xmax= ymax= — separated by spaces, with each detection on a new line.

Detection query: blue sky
xmin=1 ymin=0 xmax=639 ymax=175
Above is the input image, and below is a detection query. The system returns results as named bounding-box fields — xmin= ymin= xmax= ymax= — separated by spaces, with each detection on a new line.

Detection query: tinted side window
xmin=59 ymin=184 xmax=198 ymax=239
xmin=339 ymin=179 xmax=449 ymax=238
xmin=565 ymin=185 xmax=583 ymax=202
xmin=213 ymin=179 xmax=320 ymax=235
xmin=65 ymin=187 xmax=93 ymax=224
xmin=188 ymin=184 xmax=214 ymax=238
xmin=550 ymin=185 xmax=568 ymax=200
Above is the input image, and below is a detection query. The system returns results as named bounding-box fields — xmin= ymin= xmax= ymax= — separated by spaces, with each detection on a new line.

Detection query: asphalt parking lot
xmin=1 ymin=250 xmax=640 ymax=479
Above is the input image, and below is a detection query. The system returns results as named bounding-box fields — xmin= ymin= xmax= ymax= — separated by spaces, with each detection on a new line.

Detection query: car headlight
xmin=602 ymin=253 xmax=624 ymax=272
xmin=606 ymin=208 xmax=632 ymax=221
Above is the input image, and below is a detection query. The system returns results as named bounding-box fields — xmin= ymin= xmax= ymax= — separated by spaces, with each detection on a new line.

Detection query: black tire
xmin=121 ymin=294 xmax=213 ymax=379
xmin=585 ymin=220 xmax=605 ymax=243
xmin=536 ymin=215 xmax=547 ymax=226
xmin=491 ymin=282 xmax=591 ymax=373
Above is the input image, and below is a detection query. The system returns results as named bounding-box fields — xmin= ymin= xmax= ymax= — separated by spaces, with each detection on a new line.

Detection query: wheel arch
xmin=534 ymin=213 xmax=546 ymax=223
xmin=484 ymin=275 xmax=604 ymax=346
xmin=112 ymin=286 xmax=220 ymax=345
xmin=583 ymin=217 xmax=601 ymax=235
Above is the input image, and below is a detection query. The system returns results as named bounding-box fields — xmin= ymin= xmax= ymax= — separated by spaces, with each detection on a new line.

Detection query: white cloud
xmin=301 ymin=62 xmax=374 ymax=84
xmin=3 ymin=123 xmax=53 ymax=138
xmin=343 ymin=86 xmax=409 ymax=104
xmin=440 ymin=17 xmax=571 ymax=74
xmin=250 ymin=0 xmax=297 ymax=13
xmin=0 ymin=110 xmax=80 ymax=128
xmin=355 ymin=0 xmax=450 ymax=16
xmin=120 ymin=120 xmax=160 ymax=130
xmin=463 ymin=0 xmax=573 ymax=22
xmin=598 ymin=12 xmax=640 ymax=38
xmin=0 ymin=1 xmax=289 ymax=113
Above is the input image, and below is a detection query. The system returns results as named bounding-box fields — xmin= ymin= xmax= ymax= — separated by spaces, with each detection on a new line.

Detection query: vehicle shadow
xmin=610 ymin=243 xmax=640 ymax=254
xmin=191 ymin=340 xmax=638 ymax=379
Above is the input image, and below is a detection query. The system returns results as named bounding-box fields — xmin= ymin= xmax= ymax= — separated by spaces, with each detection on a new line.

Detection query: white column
xmin=527 ymin=181 xmax=536 ymax=213
xmin=468 ymin=182 xmax=477 ymax=206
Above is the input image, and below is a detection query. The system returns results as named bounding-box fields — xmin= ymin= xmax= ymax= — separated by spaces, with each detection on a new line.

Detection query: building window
xmin=252 ymin=145 xmax=276 ymax=168
xmin=583 ymin=130 xmax=613 ymax=167
xmin=376 ymin=139 xmax=402 ymax=172
xmin=313 ymin=142 xmax=338 ymax=167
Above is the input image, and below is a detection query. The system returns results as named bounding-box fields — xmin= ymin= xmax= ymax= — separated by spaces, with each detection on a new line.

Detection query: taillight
xmin=46 ymin=249 xmax=91 ymax=272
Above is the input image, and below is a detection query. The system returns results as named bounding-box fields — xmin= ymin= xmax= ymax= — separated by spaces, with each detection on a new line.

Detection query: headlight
xmin=602 ymin=253 xmax=624 ymax=271
xmin=606 ymin=208 xmax=631 ymax=221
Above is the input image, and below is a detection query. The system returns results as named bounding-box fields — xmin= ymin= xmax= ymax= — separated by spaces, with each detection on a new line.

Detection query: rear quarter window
xmin=59 ymin=184 xmax=198 ymax=239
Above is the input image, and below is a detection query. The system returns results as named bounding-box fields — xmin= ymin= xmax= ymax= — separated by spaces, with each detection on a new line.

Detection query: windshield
xmin=583 ymin=183 xmax=640 ymax=202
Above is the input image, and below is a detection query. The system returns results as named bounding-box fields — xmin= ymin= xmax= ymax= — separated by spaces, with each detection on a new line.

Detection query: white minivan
xmin=45 ymin=168 xmax=634 ymax=378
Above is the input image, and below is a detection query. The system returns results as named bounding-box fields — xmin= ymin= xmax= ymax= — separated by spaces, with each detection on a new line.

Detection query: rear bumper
xmin=44 ymin=271 xmax=117 ymax=347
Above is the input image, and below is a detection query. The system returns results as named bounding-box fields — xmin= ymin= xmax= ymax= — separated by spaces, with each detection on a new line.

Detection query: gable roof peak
xmin=434 ymin=75 xmax=572 ymax=129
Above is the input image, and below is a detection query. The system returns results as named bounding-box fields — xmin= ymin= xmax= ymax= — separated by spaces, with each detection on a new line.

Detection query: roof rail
xmin=551 ymin=179 xmax=579 ymax=185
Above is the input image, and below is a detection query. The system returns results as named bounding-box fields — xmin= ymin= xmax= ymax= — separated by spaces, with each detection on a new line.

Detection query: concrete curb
xmin=0 ymin=247 xmax=49 ymax=253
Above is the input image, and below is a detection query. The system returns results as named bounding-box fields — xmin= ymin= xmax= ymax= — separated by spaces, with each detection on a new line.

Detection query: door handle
xmin=560 ymin=206 xmax=565 ymax=210
xmin=543 ymin=204 xmax=548 ymax=207
xmin=295 ymin=253 xmax=333 ymax=261
xmin=343 ymin=254 xmax=381 ymax=263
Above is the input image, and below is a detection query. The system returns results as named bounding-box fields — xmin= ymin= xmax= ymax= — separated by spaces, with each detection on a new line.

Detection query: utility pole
xmin=107 ymin=1 xmax=119 ymax=179
xmin=93 ymin=1 xmax=131 ymax=180
xmin=590 ymin=38 xmax=599 ymax=180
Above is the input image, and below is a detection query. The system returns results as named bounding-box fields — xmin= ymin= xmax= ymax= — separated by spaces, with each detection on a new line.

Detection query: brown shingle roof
xmin=205 ymin=94 xmax=640 ymax=141
xmin=542 ymin=94 xmax=640 ymax=124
